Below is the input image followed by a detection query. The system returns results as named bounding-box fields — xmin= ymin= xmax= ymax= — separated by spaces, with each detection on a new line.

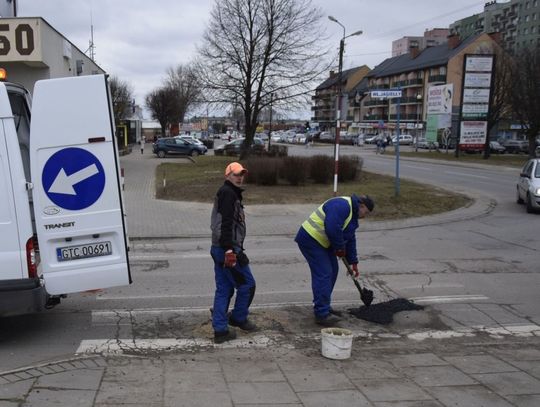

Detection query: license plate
xmin=56 ymin=241 xmax=112 ymax=261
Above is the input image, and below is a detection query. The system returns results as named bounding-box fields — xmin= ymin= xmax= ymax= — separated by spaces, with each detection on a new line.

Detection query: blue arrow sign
xmin=42 ymin=147 xmax=105 ymax=210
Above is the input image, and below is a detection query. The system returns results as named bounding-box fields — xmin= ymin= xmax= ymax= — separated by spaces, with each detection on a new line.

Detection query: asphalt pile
xmin=348 ymin=298 xmax=424 ymax=325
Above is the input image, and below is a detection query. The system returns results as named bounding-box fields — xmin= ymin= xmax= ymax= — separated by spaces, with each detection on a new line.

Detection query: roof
xmin=366 ymin=33 xmax=484 ymax=79
xmin=316 ymin=66 xmax=365 ymax=91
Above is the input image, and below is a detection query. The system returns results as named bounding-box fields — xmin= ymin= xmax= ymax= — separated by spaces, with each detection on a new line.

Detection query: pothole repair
xmin=349 ymin=298 xmax=424 ymax=325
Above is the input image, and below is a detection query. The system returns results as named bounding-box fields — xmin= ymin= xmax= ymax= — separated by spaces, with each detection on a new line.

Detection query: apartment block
xmin=450 ymin=0 xmax=540 ymax=53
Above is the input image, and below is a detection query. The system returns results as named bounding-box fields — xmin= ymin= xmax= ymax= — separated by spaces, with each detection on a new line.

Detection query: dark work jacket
xmin=210 ymin=180 xmax=246 ymax=250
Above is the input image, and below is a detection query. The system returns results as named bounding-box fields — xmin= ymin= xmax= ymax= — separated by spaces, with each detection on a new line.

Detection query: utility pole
xmin=328 ymin=16 xmax=362 ymax=196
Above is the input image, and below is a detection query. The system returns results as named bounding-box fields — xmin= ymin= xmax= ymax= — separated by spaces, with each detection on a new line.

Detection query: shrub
xmin=309 ymin=155 xmax=334 ymax=184
xmin=245 ymin=157 xmax=280 ymax=185
xmin=338 ymin=155 xmax=362 ymax=181
xmin=267 ymin=145 xmax=288 ymax=157
xmin=281 ymin=156 xmax=309 ymax=185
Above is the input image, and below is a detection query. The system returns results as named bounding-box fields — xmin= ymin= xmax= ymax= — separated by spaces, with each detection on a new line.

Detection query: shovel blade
xmin=360 ymin=288 xmax=374 ymax=307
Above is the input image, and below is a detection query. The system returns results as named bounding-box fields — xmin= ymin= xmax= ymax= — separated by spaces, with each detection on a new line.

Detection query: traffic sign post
xmin=370 ymin=88 xmax=402 ymax=197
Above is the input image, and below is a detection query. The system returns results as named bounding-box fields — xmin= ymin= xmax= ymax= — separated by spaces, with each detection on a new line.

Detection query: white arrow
xmin=48 ymin=164 xmax=100 ymax=195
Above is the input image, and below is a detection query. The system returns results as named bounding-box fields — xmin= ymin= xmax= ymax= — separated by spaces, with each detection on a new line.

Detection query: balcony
xmin=365 ymin=99 xmax=389 ymax=107
xmin=370 ymin=83 xmax=390 ymax=89
xmin=428 ymin=74 xmax=447 ymax=83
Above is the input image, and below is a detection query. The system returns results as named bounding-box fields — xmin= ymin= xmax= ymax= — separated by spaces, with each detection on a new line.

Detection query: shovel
xmin=341 ymin=258 xmax=374 ymax=307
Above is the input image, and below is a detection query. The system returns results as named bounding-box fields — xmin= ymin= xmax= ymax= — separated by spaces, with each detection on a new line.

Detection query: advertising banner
xmin=427 ymin=84 xmax=454 ymax=114
xmin=460 ymin=121 xmax=487 ymax=148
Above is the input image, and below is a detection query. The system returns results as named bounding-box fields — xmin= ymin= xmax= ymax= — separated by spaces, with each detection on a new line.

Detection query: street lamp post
xmin=268 ymin=92 xmax=273 ymax=151
xmin=328 ymin=15 xmax=362 ymax=196
xmin=415 ymin=93 xmax=422 ymax=152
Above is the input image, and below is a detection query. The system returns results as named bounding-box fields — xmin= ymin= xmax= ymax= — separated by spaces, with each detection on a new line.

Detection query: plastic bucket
xmin=321 ymin=328 xmax=353 ymax=360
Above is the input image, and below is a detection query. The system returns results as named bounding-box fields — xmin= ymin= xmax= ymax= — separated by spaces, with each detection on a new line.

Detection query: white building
xmin=0 ymin=17 xmax=104 ymax=93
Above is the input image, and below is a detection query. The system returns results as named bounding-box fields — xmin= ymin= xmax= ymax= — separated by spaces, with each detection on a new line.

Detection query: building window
xmin=526 ymin=15 xmax=530 ymax=21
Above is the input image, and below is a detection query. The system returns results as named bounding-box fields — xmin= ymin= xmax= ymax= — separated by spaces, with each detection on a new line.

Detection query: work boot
xmin=329 ymin=308 xmax=343 ymax=317
xmin=214 ymin=328 xmax=237 ymax=344
xmin=229 ymin=316 xmax=258 ymax=332
xmin=315 ymin=314 xmax=341 ymax=327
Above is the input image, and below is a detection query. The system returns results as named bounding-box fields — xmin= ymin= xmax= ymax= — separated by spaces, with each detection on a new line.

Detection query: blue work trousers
xmin=296 ymin=237 xmax=339 ymax=318
xmin=210 ymin=246 xmax=256 ymax=333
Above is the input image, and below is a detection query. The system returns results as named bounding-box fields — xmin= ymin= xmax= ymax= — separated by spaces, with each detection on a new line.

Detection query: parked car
xmin=214 ymin=137 xmax=265 ymax=156
xmin=319 ymin=131 xmax=333 ymax=142
xmin=153 ymin=137 xmax=207 ymax=158
xmin=489 ymin=141 xmax=506 ymax=154
xmin=502 ymin=139 xmax=529 ymax=154
xmin=391 ymin=134 xmax=414 ymax=145
xmin=516 ymin=158 xmax=540 ymax=213
xmin=364 ymin=134 xmax=379 ymax=144
xmin=270 ymin=132 xmax=283 ymax=143
xmin=416 ymin=138 xmax=439 ymax=149
xmin=177 ymin=135 xmax=204 ymax=146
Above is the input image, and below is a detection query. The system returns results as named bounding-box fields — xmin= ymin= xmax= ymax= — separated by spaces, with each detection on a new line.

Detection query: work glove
xmin=224 ymin=250 xmax=237 ymax=268
xmin=351 ymin=263 xmax=359 ymax=279
xmin=334 ymin=249 xmax=346 ymax=258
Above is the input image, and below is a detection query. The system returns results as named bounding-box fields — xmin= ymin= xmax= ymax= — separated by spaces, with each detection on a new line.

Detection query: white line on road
xmin=410 ymin=294 xmax=489 ymax=304
xmin=76 ymin=323 xmax=540 ymax=354
xmin=444 ymin=170 xmax=490 ymax=179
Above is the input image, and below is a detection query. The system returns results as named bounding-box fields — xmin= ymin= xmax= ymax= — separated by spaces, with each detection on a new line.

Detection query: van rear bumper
xmin=0 ymin=278 xmax=47 ymax=317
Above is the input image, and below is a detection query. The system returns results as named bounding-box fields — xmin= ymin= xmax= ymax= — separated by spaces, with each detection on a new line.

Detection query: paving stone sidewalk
xmin=1 ymin=336 xmax=540 ymax=406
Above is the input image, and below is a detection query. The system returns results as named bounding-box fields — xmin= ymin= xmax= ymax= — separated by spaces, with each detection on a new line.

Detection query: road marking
xmin=408 ymin=324 xmax=540 ymax=341
xmin=76 ymin=334 xmax=288 ymax=354
xmin=76 ymin=323 xmax=540 ymax=354
xmin=445 ymin=170 xmax=489 ymax=179
xmin=97 ymin=288 xmax=351 ymax=301
xmin=410 ymin=295 xmax=489 ymax=304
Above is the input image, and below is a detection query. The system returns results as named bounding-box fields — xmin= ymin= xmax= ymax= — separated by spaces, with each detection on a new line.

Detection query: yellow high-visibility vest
xmin=301 ymin=196 xmax=352 ymax=248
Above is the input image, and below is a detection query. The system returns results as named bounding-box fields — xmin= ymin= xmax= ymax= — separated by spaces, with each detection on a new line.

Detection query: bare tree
xmin=508 ymin=47 xmax=540 ymax=157
xmin=197 ymin=0 xmax=330 ymax=156
xmin=109 ymin=75 xmax=134 ymax=125
xmin=483 ymin=50 xmax=513 ymax=159
xmin=145 ymin=87 xmax=179 ymax=137
xmin=165 ymin=65 xmax=202 ymax=124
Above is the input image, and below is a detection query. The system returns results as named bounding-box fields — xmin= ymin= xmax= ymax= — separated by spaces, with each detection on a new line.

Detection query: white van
xmin=0 ymin=74 xmax=131 ymax=317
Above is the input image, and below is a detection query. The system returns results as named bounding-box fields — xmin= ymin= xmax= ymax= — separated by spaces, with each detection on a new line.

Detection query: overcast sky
xmin=18 ymin=0 xmax=485 ymax=119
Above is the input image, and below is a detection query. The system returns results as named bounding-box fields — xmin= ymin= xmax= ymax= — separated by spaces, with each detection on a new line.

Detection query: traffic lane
xmin=363 ymin=155 xmax=517 ymax=198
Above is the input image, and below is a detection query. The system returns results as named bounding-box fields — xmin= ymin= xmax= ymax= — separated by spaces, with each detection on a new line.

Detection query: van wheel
xmin=191 ymin=150 xmax=199 ymax=157
xmin=157 ymin=150 xmax=166 ymax=158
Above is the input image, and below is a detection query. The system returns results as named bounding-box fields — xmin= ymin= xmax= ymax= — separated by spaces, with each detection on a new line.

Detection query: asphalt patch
xmin=348 ymin=298 xmax=424 ymax=325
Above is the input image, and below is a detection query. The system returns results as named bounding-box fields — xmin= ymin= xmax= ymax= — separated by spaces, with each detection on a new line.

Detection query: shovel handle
xmin=341 ymin=257 xmax=355 ymax=278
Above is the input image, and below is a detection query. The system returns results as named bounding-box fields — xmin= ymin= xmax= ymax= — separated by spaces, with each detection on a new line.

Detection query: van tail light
xmin=26 ymin=236 xmax=39 ymax=279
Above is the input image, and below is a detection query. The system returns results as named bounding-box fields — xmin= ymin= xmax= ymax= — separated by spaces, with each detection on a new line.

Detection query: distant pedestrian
xmin=295 ymin=194 xmax=375 ymax=326
xmin=140 ymin=138 xmax=144 ymax=154
xmin=210 ymin=162 xmax=257 ymax=343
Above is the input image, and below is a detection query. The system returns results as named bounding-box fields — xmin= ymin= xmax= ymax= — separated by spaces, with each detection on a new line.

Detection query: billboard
xmin=427 ymin=84 xmax=453 ymax=114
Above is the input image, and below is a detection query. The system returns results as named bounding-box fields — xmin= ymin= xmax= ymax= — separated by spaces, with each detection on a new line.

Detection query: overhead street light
xmin=328 ymin=16 xmax=362 ymax=196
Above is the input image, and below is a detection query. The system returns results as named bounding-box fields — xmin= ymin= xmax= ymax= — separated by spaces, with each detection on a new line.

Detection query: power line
xmin=369 ymin=2 xmax=484 ymax=40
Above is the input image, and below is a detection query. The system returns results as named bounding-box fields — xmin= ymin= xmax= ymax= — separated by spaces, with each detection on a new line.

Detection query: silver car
xmin=517 ymin=158 xmax=540 ymax=213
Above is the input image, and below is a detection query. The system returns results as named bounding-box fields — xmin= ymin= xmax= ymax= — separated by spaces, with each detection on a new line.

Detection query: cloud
xmin=18 ymin=0 xmax=485 ymax=118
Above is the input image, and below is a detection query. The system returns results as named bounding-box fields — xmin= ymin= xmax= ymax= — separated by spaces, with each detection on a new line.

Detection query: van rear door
xmin=0 ymin=83 xmax=33 ymax=281
xmin=30 ymin=75 xmax=131 ymax=295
